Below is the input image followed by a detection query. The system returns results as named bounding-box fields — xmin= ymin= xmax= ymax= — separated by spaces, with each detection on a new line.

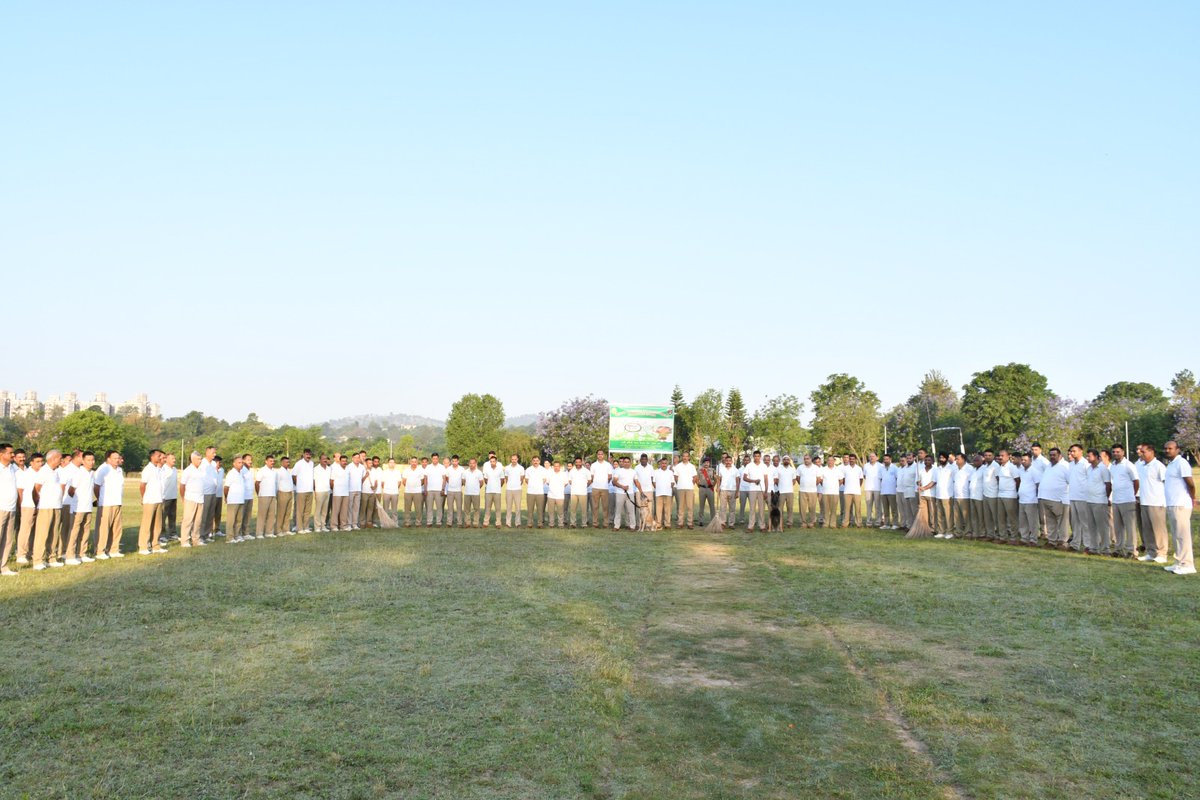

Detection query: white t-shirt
xmin=403 ymin=466 xmax=425 ymax=494
xmin=934 ymin=464 xmax=955 ymax=500
xmin=545 ymin=469 xmax=569 ymax=500
xmin=653 ymin=467 xmax=675 ymax=497
xmin=953 ymin=464 xmax=974 ymax=499
xmin=1139 ymin=459 xmax=1166 ymax=506
xmin=380 ymin=468 xmax=403 ymax=495
xmin=841 ymin=464 xmax=864 ymax=495
xmin=240 ymin=466 xmax=254 ymax=500
xmin=820 ymin=466 xmax=843 ymax=496
xmin=276 ymin=467 xmax=294 ymax=493
xmin=775 ymin=465 xmax=797 ymax=494
xmin=0 ymin=464 xmax=18 ymax=513
xmin=141 ymin=463 xmax=164 ymax=504
xmin=796 ymin=464 xmax=820 ymax=492
xmin=201 ymin=458 xmax=220 ymax=496
xmin=1085 ymin=463 xmax=1111 ymax=504
xmin=58 ymin=463 xmax=77 ymax=508
xmin=224 ymin=470 xmax=245 ymax=504
xmin=525 ymin=465 xmax=547 ymax=495
xmin=18 ymin=468 xmax=36 ymax=509
xmin=180 ymin=463 xmax=206 ymax=503
xmin=313 ymin=464 xmax=332 ymax=493
xmin=444 ymin=465 xmax=465 ymax=491
xmin=918 ymin=466 xmax=937 ymax=498
xmin=292 ymin=459 xmax=315 ymax=492
xmin=161 ymin=466 xmax=178 ymax=500
xmin=880 ymin=463 xmax=899 ymax=495
xmin=331 ymin=463 xmax=350 ymax=496
xmin=672 ymin=462 xmax=697 ymax=491
xmin=613 ymin=466 xmax=638 ymax=498
xmin=463 ymin=468 xmax=484 ymax=495
xmin=718 ymin=466 xmax=740 ymax=492
xmin=980 ymin=461 xmax=1000 ymax=499
xmin=95 ymin=464 xmax=125 ymax=507
xmin=739 ymin=462 xmax=768 ymax=492
xmin=255 ymin=466 xmax=278 ymax=497
xmin=503 ymin=463 xmax=525 ymax=489
xmin=1109 ymin=459 xmax=1138 ymax=505
xmin=35 ymin=464 xmax=64 ymax=509
xmin=1036 ymin=461 xmax=1070 ymax=504
xmin=996 ymin=462 xmax=1020 ymax=499
xmin=425 ymin=463 xmax=448 ymax=493
xmin=1165 ymin=455 xmax=1193 ymax=508
xmin=482 ymin=463 xmax=505 ymax=493
xmin=569 ymin=466 xmax=591 ymax=496
xmin=1067 ymin=459 xmax=1090 ymax=502
xmin=590 ymin=460 xmax=613 ymax=490
xmin=633 ymin=464 xmax=656 ymax=495
xmin=862 ymin=462 xmax=884 ymax=492
xmin=347 ymin=462 xmax=366 ymax=493
xmin=72 ymin=468 xmax=94 ymax=513
xmin=1018 ymin=465 xmax=1040 ymax=504
xmin=900 ymin=464 xmax=918 ymax=498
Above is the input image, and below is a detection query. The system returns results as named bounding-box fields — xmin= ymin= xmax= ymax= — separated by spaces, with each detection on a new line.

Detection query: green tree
xmin=810 ymin=374 xmax=881 ymax=460
xmin=750 ymin=394 xmax=807 ymax=454
xmin=670 ymin=385 xmax=692 ymax=452
xmin=1080 ymin=381 xmax=1171 ymax=448
xmin=687 ymin=389 xmax=725 ymax=459
xmin=52 ymin=410 xmax=126 ymax=456
xmin=536 ymin=396 xmax=609 ymax=460
xmin=960 ymin=363 xmax=1053 ymax=450
xmin=445 ymin=393 xmax=505 ymax=461
xmin=500 ymin=428 xmax=538 ymax=463
xmin=724 ymin=388 xmax=749 ymax=455
xmin=884 ymin=370 xmax=964 ymax=454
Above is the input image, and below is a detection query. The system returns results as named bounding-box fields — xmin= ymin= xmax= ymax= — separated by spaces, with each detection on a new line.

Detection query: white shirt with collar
xmin=1109 ymin=458 xmax=1138 ymax=505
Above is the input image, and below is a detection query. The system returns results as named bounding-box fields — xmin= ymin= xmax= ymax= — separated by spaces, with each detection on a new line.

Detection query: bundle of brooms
xmin=905 ymin=499 xmax=934 ymax=538
xmin=704 ymin=495 xmax=726 ymax=532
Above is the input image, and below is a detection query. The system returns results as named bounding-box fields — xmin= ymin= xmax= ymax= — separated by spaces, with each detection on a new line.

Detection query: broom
xmin=375 ymin=500 xmax=397 ymax=529
xmin=905 ymin=497 xmax=934 ymax=538
xmin=704 ymin=491 xmax=726 ymax=532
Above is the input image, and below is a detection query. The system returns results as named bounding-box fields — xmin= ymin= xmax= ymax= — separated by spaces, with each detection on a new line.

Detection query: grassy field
xmin=0 ymin=487 xmax=1197 ymax=799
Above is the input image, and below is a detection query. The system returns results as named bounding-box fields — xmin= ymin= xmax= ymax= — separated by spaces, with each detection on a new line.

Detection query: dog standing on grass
xmin=768 ymin=491 xmax=783 ymax=532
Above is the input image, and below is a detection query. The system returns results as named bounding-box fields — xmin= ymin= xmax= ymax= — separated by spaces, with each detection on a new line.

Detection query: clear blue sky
xmin=4 ymin=2 xmax=1196 ymax=424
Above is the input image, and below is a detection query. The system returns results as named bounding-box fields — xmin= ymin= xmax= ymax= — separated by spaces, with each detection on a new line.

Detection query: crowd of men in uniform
xmin=0 ymin=439 xmax=1194 ymax=577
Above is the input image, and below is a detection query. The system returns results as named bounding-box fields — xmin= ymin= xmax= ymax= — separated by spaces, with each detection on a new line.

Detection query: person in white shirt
xmin=994 ymin=450 xmax=1021 ymax=543
xmin=0 ymin=444 xmax=20 ymax=575
xmin=55 ymin=451 xmax=80 ymax=562
xmin=14 ymin=452 xmax=41 ymax=564
xmin=59 ymin=451 xmax=94 ymax=563
xmin=950 ymin=454 xmax=973 ymax=537
xmin=589 ymin=450 xmax=613 ymax=529
xmin=330 ymin=454 xmax=351 ymax=531
xmin=211 ymin=456 xmax=226 ymax=538
xmin=1036 ymin=448 xmax=1071 ymax=548
xmin=444 ymin=455 xmax=465 ymax=527
xmin=711 ymin=454 xmax=735 ymax=527
xmin=1108 ymin=445 xmax=1140 ymax=558
xmin=401 ymin=457 xmax=424 ymax=527
xmin=1163 ymin=440 xmax=1196 ymax=574
xmin=224 ymin=454 xmax=247 ymax=543
xmin=1135 ymin=444 xmax=1169 ymax=562
xmin=878 ymin=454 xmax=899 ymax=530
xmin=543 ymin=460 xmax=569 ymax=527
xmin=671 ymin=452 xmax=697 ymax=529
xmin=524 ymin=456 xmax=548 ymax=529
xmin=1064 ymin=444 xmax=1091 ymax=552
xmin=899 ymin=455 xmax=919 ymax=529
xmin=1016 ymin=453 xmax=1041 ymax=546
xmin=632 ymin=454 xmax=656 ymax=528
xmin=312 ymin=454 xmax=333 ymax=532
xmin=292 ymin=449 xmax=316 ymax=533
xmin=31 ymin=450 xmax=68 ymax=569
xmin=160 ymin=453 xmax=179 ymax=542
xmin=346 ymin=452 xmax=366 ymax=530
xmin=933 ymin=453 xmax=955 ymax=536
xmin=93 ymin=449 xmax=126 ymax=558
xmin=198 ymin=446 xmax=220 ymax=543
xmin=612 ymin=455 xmax=638 ymax=530
xmin=462 ymin=458 xmax=484 ymax=527
xmin=773 ymin=456 xmax=798 ymax=529
xmin=567 ymin=458 xmax=592 ymax=529
xmin=254 ymin=454 xmax=279 ymax=537
xmin=178 ymin=451 xmax=208 ymax=547
xmin=651 ymin=457 xmax=675 ymax=529
xmin=275 ymin=456 xmax=296 ymax=535
xmin=1082 ymin=448 xmax=1112 ymax=555
xmin=862 ymin=453 xmax=884 ymax=528
xmin=817 ymin=457 xmax=843 ymax=529
xmin=977 ymin=450 xmax=1000 ymax=540
xmin=480 ymin=452 xmax=504 ymax=527
xmin=419 ymin=453 xmax=444 ymax=527
xmin=502 ymin=454 xmax=525 ymax=527
xmin=795 ymin=455 xmax=820 ymax=529
xmin=917 ymin=455 xmax=939 ymax=536
xmin=238 ymin=454 xmax=256 ymax=539
xmin=377 ymin=458 xmax=402 ymax=523
xmin=138 ymin=449 xmax=166 ymax=555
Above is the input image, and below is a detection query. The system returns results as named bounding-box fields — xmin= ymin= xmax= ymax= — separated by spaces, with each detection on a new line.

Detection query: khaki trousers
xmin=525 ymin=494 xmax=545 ymax=528
xmin=1167 ymin=506 xmax=1194 ymax=568
xmin=746 ymin=491 xmax=766 ymax=530
xmin=998 ymin=497 xmax=1019 ymax=540
xmin=697 ymin=487 xmax=715 ymax=523
xmin=568 ymin=494 xmax=588 ymax=527
xmin=257 ymin=496 xmax=278 ymax=536
xmin=212 ymin=499 xmax=222 ymax=535
xmin=864 ymin=490 xmax=881 ymax=525
xmin=138 ymin=502 xmax=163 ymax=552
xmin=181 ymin=499 xmax=205 ymax=546
xmin=97 ymin=505 xmax=123 ymax=555
xmin=72 ymin=512 xmax=96 ymax=559
xmin=1112 ymin=502 xmax=1138 ymax=556
xmin=982 ymin=497 xmax=1000 ymax=537
xmin=33 ymin=507 xmax=62 ymax=564
xmin=921 ymin=496 xmax=938 ymax=529
xmin=403 ymin=494 xmax=423 ymax=526
xmin=840 ymin=493 xmax=861 ymax=528
xmin=675 ymin=488 xmax=694 ymax=527
xmin=162 ymin=498 xmax=177 ymax=536
xmin=295 ymin=492 xmax=314 ymax=531
xmin=1018 ymin=503 xmax=1040 ymax=543
xmin=901 ymin=495 xmax=917 ymax=528
xmin=347 ymin=492 xmax=361 ymax=527
xmin=464 ymin=494 xmax=480 ymax=526
xmin=16 ymin=508 xmax=36 ymax=561
xmin=720 ymin=490 xmax=738 ymax=526
xmin=935 ymin=499 xmax=951 ymax=534
xmin=382 ymin=493 xmax=399 ymax=517
xmin=241 ymin=498 xmax=254 ymax=537
xmin=950 ymin=498 xmax=969 ymax=535
xmin=200 ymin=495 xmax=219 ymax=539
xmin=426 ymin=492 xmax=445 ymax=526
xmin=821 ymin=494 xmax=839 ymax=528
xmin=591 ymin=488 xmax=609 ymax=528
xmin=1140 ymin=505 xmax=1167 ymax=558
xmin=546 ymin=498 xmax=564 ymax=527
xmin=612 ymin=493 xmax=634 ymax=529
xmin=225 ymin=503 xmax=244 ymax=540
xmin=483 ymin=493 xmax=502 ymax=526
xmin=331 ymin=494 xmax=349 ymax=530
xmin=505 ymin=490 xmax=522 ymax=526
xmin=798 ymin=492 xmax=819 ymax=527
xmin=445 ymin=491 xmax=463 ymax=526
xmin=0 ymin=510 xmax=15 ymax=567
xmin=314 ymin=492 xmax=331 ymax=531
xmin=57 ymin=506 xmax=72 ymax=559
xmin=1041 ymin=500 xmax=1069 ymax=545
xmin=776 ymin=492 xmax=795 ymax=526
xmin=654 ymin=495 xmax=673 ymax=529
xmin=880 ymin=494 xmax=898 ymax=527
xmin=360 ymin=493 xmax=376 ymax=527
xmin=1069 ymin=500 xmax=1089 ymax=551
xmin=1086 ymin=503 xmax=1111 ymax=553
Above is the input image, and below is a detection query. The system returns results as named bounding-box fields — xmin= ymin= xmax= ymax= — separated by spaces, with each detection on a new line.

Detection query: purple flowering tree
xmin=536 ymin=396 xmax=610 ymax=461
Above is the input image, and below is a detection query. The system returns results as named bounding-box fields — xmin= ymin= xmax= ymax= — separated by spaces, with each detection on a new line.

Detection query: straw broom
xmin=905 ymin=497 xmax=934 ymax=538
xmin=376 ymin=500 xmax=397 ymax=529
xmin=704 ymin=491 xmax=726 ymax=532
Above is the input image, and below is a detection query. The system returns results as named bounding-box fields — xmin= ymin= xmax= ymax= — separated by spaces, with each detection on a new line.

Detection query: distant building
xmin=0 ymin=389 xmax=161 ymax=419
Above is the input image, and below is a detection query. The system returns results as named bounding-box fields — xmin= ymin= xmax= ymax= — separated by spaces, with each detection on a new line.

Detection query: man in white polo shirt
xmin=917 ymin=455 xmax=939 ymax=536
xmin=1083 ymin=448 xmax=1112 ymax=554
xmin=612 ymin=456 xmax=637 ymax=530
xmin=672 ymin=452 xmax=697 ymax=529
xmin=444 ymin=455 xmax=465 ymax=527
xmin=978 ymin=450 xmax=1000 ymax=540
xmin=1109 ymin=445 xmax=1140 ymax=558
xmin=292 ymin=449 xmax=316 ymax=533
xmin=544 ymin=460 xmax=569 ymax=527
xmin=995 ymin=450 xmax=1021 ymax=543
xmin=796 ymin=455 xmax=820 ymax=528
xmin=31 ymin=450 xmax=66 ymax=570
xmin=346 ymin=452 xmax=366 ymax=530
xmin=589 ymin=450 xmax=612 ymax=529
xmin=94 ymin=449 xmax=125 ymax=558
xmin=568 ymin=457 xmax=592 ymax=529
xmin=1137 ymin=444 xmax=1169 ymax=562
xmin=951 ymin=454 xmax=973 ymax=537
xmin=402 ymin=457 xmax=424 ymax=527
xmin=138 ymin=449 xmax=165 ymax=555
xmin=0 ymin=444 xmax=19 ymax=575
xmin=899 ymin=455 xmax=918 ymax=529
xmin=224 ymin=454 xmax=247 ymax=543
xmin=313 ymin=454 xmax=333 ymax=532
xmin=14 ymin=452 xmax=39 ymax=564
xmin=933 ymin=453 xmax=955 ymax=536
xmin=463 ymin=458 xmax=484 ymax=527
xmin=862 ymin=453 xmax=883 ymax=527
xmin=161 ymin=452 xmax=179 ymax=542
xmin=1037 ymin=448 xmax=1071 ymax=548
xmin=55 ymin=451 xmax=80 ymax=562
xmin=378 ymin=458 xmax=401 ymax=525
xmin=524 ymin=456 xmax=547 ymax=528
xmin=650 ymin=457 xmax=675 ymax=529
xmin=1065 ymin=444 xmax=1090 ymax=552
xmin=774 ymin=455 xmax=797 ymax=529
xmin=255 ymin=454 xmax=279 ymax=537
xmin=63 ymin=451 xmax=97 ymax=563
xmin=502 ymin=454 xmax=524 ymax=527
xmin=179 ymin=451 xmax=208 ymax=547
xmin=1017 ymin=453 xmax=1041 ymax=546
xmin=481 ymin=452 xmax=504 ymax=527
xmin=199 ymin=446 xmax=220 ymax=543
xmin=1163 ymin=440 xmax=1196 ymax=575
xmin=878 ymin=454 xmax=899 ymax=530
xmin=423 ymin=453 xmax=447 ymax=527
xmin=818 ymin=456 xmax=843 ymax=529
xmin=275 ymin=456 xmax=295 ymax=535
xmin=240 ymin=454 xmax=256 ymax=539
xmin=329 ymin=454 xmax=350 ymax=531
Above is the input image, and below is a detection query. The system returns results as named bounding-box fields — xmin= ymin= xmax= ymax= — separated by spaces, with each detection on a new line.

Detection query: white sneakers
xmin=1166 ymin=564 xmax=1197 ymax=575
xmin=48 ymin=560 xmax=65 ymax=568
xmin=33 ymin=563 xmax=46 ymax=571
xmin=64 ymin=558 xmax=82 ymax=566
xmin=15 ymin=557 xmax=28 ymax=565
xmin=109 ymin=551 xmax=124 ymax=558
xmin=1154 ymin=556 xmax=1169 ymax=564
xmin=138 ymin=550 xmax=152 ymax=556
xmin=81 ymin=555 xmax=96 ymax=562
xmin=151 ymin=548 xmax=167 ymax=554
xmin=95 ymin=553 xmax=110 ymax=560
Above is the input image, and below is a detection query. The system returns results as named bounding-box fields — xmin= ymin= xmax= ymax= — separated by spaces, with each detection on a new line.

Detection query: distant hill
xmin=505 ymin=413 xmax=539 ymax=428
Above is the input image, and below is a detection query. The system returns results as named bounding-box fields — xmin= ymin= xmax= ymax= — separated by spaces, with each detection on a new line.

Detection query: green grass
xmin=0 ymin=489 xmax=1196 ymax=799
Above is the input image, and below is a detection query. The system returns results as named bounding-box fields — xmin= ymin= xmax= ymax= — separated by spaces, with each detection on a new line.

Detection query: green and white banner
xmin=608 ymin=404 xmax=674 ymax=454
